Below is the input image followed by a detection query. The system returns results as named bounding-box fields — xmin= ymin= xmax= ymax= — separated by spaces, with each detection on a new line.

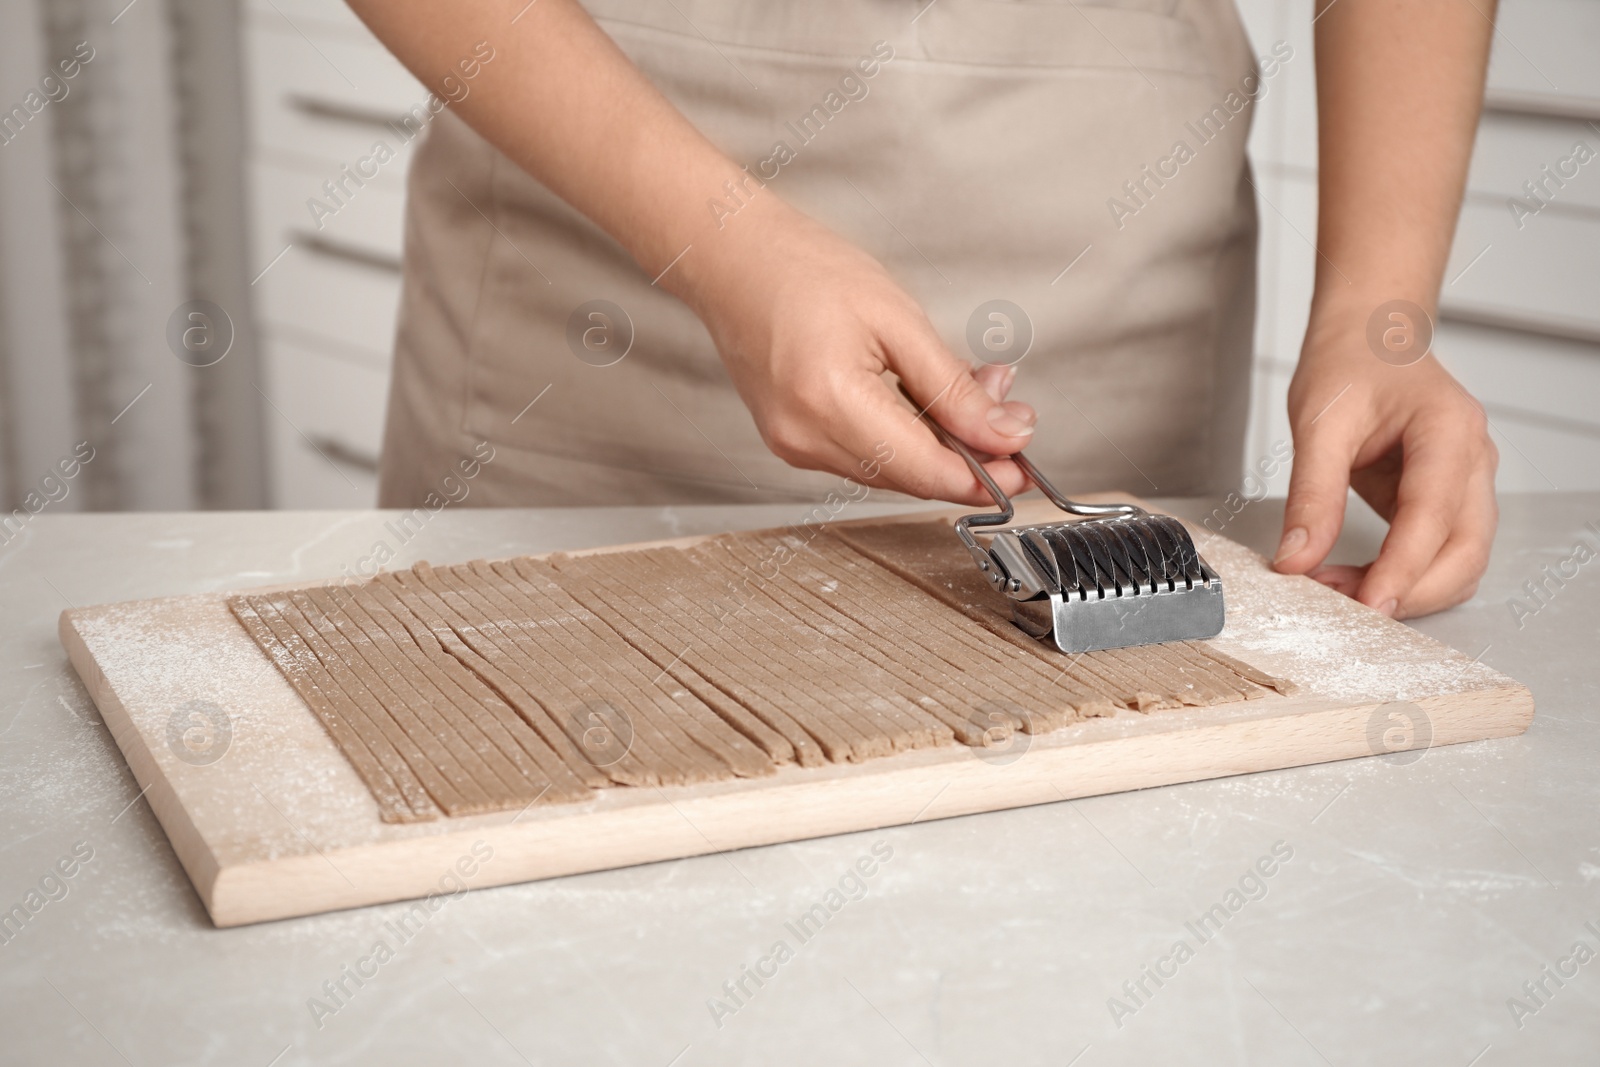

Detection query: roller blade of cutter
xmin=986 ymin=514 xmax=1225 ymax=654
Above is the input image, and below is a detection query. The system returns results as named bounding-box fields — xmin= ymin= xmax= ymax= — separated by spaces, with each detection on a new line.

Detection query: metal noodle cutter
xmin=919 ymin=407 xmax=1225 ymax=654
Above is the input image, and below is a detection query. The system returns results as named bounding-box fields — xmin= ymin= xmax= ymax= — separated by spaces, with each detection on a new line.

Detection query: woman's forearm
xmin=1310 ymin=0 xmax=1496 ymax=317
xmin=346 ymin=0 xmax=759 ymax=288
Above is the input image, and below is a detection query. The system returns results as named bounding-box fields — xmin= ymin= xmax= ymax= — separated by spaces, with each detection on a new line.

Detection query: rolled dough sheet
xmin=226 ymin=519 xmax=1294 ymax=822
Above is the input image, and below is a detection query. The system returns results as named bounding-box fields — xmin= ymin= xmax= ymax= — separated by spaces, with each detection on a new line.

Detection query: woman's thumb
xmin=891 ymin=322 xmax=1036 ymax=454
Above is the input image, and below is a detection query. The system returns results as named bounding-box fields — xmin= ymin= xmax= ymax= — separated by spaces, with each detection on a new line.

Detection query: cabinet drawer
xmin=249 ymin=157 xmax=408 ymax=265
xmin=244 ymin=0 xmax=372 ymax=36
xmin=1444 ymin=201 xmax=1600 ymax=335
xmin=268 ymin=427 xmax=380 ymax=509
xmin=243 ymin=13 xmax=428 ymax=164
xmin=1467 ymin=113 xmax=1600 ymax=209
xmin=1439 ymin=324 xmax=1600 ymax=491
xmin=262 ymin=334 xmax=390 ymax=492
xmin=1487 ymin=0 xmax=1600 ymax=100
xmin=253 ymin=232 xmax=403 ymax=355
xmin=1440 ymin=324 xmax=1600 ymax=426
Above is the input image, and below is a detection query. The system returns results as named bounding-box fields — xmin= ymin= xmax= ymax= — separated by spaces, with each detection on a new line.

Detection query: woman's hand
xmin=1273 ymin=303 xmax=1498 ymax=619
xmin=669 ymin=194 xmax=1038 ymax=504
xmin=1283 ymin=0 xmax=1499 ymax=618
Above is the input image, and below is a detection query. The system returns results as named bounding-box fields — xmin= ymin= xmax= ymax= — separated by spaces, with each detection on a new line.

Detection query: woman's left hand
xmin=1272 ymin=302 xmax=1499 ymax=619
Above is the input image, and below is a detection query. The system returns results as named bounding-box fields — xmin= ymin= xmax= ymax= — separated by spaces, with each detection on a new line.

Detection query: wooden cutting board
xmin=59 ymin=499 xmax=1533 ymax=926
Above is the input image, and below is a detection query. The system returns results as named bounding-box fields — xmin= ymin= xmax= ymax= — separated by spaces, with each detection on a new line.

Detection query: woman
xmin=355 ymin=0 xmax=1498 ymax=620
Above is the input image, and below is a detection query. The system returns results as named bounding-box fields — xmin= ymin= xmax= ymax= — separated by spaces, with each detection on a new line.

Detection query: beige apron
xmin=378 ymin=0 xmax=1259 ymax=507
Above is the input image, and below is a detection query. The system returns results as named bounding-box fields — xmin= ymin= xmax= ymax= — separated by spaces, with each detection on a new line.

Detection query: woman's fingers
xmin=797 ymin=312 xmax=1033 ymax=504
xmin=835 ymin=372 xmax=1030 ymax=504
xmin=972 ymin=361 xmax=1019 ymax=404
xmin=1307 ymin=563 xmax=1367 ymax=598
xmin=1353 ymin=412 xmax=1480 ymax=616
xmin=1274 ymin=397 xmax=1364 ymax=576
xmin=1277 ymin=352 xmax=1497 ymax=619
xmin=884 ymin=313 xmax=1037 ymax=457
xmin=1360 ymin=449 xmax=1496 ymax=618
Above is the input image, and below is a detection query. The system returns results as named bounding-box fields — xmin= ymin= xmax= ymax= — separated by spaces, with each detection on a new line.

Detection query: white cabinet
xmin=241 ymin=0 xmax=422 ymax=507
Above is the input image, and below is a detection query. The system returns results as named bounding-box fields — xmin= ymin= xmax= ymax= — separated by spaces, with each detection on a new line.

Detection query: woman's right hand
xmin=668 ymin=193 xmax=1038 ymax=505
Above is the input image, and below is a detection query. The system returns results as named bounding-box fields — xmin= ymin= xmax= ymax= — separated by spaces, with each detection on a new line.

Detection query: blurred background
xmin=0 ymin=0 xmax=1595 ymax=513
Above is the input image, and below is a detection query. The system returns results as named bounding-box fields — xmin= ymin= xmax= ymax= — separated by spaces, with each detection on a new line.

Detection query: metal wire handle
xmin=899 ymin=379 xmax=1143 ymax=557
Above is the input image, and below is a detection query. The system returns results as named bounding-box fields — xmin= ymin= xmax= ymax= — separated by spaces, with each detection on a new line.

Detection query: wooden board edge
xmin=58 ymin=609 xmax=225 ymax=913
xmin=205 ymin=683 xmax=1533 ymax=926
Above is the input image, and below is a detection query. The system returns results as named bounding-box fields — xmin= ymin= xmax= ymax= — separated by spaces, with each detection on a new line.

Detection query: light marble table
xmin=1 ymin=493 xmax=1595 ymax=1066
